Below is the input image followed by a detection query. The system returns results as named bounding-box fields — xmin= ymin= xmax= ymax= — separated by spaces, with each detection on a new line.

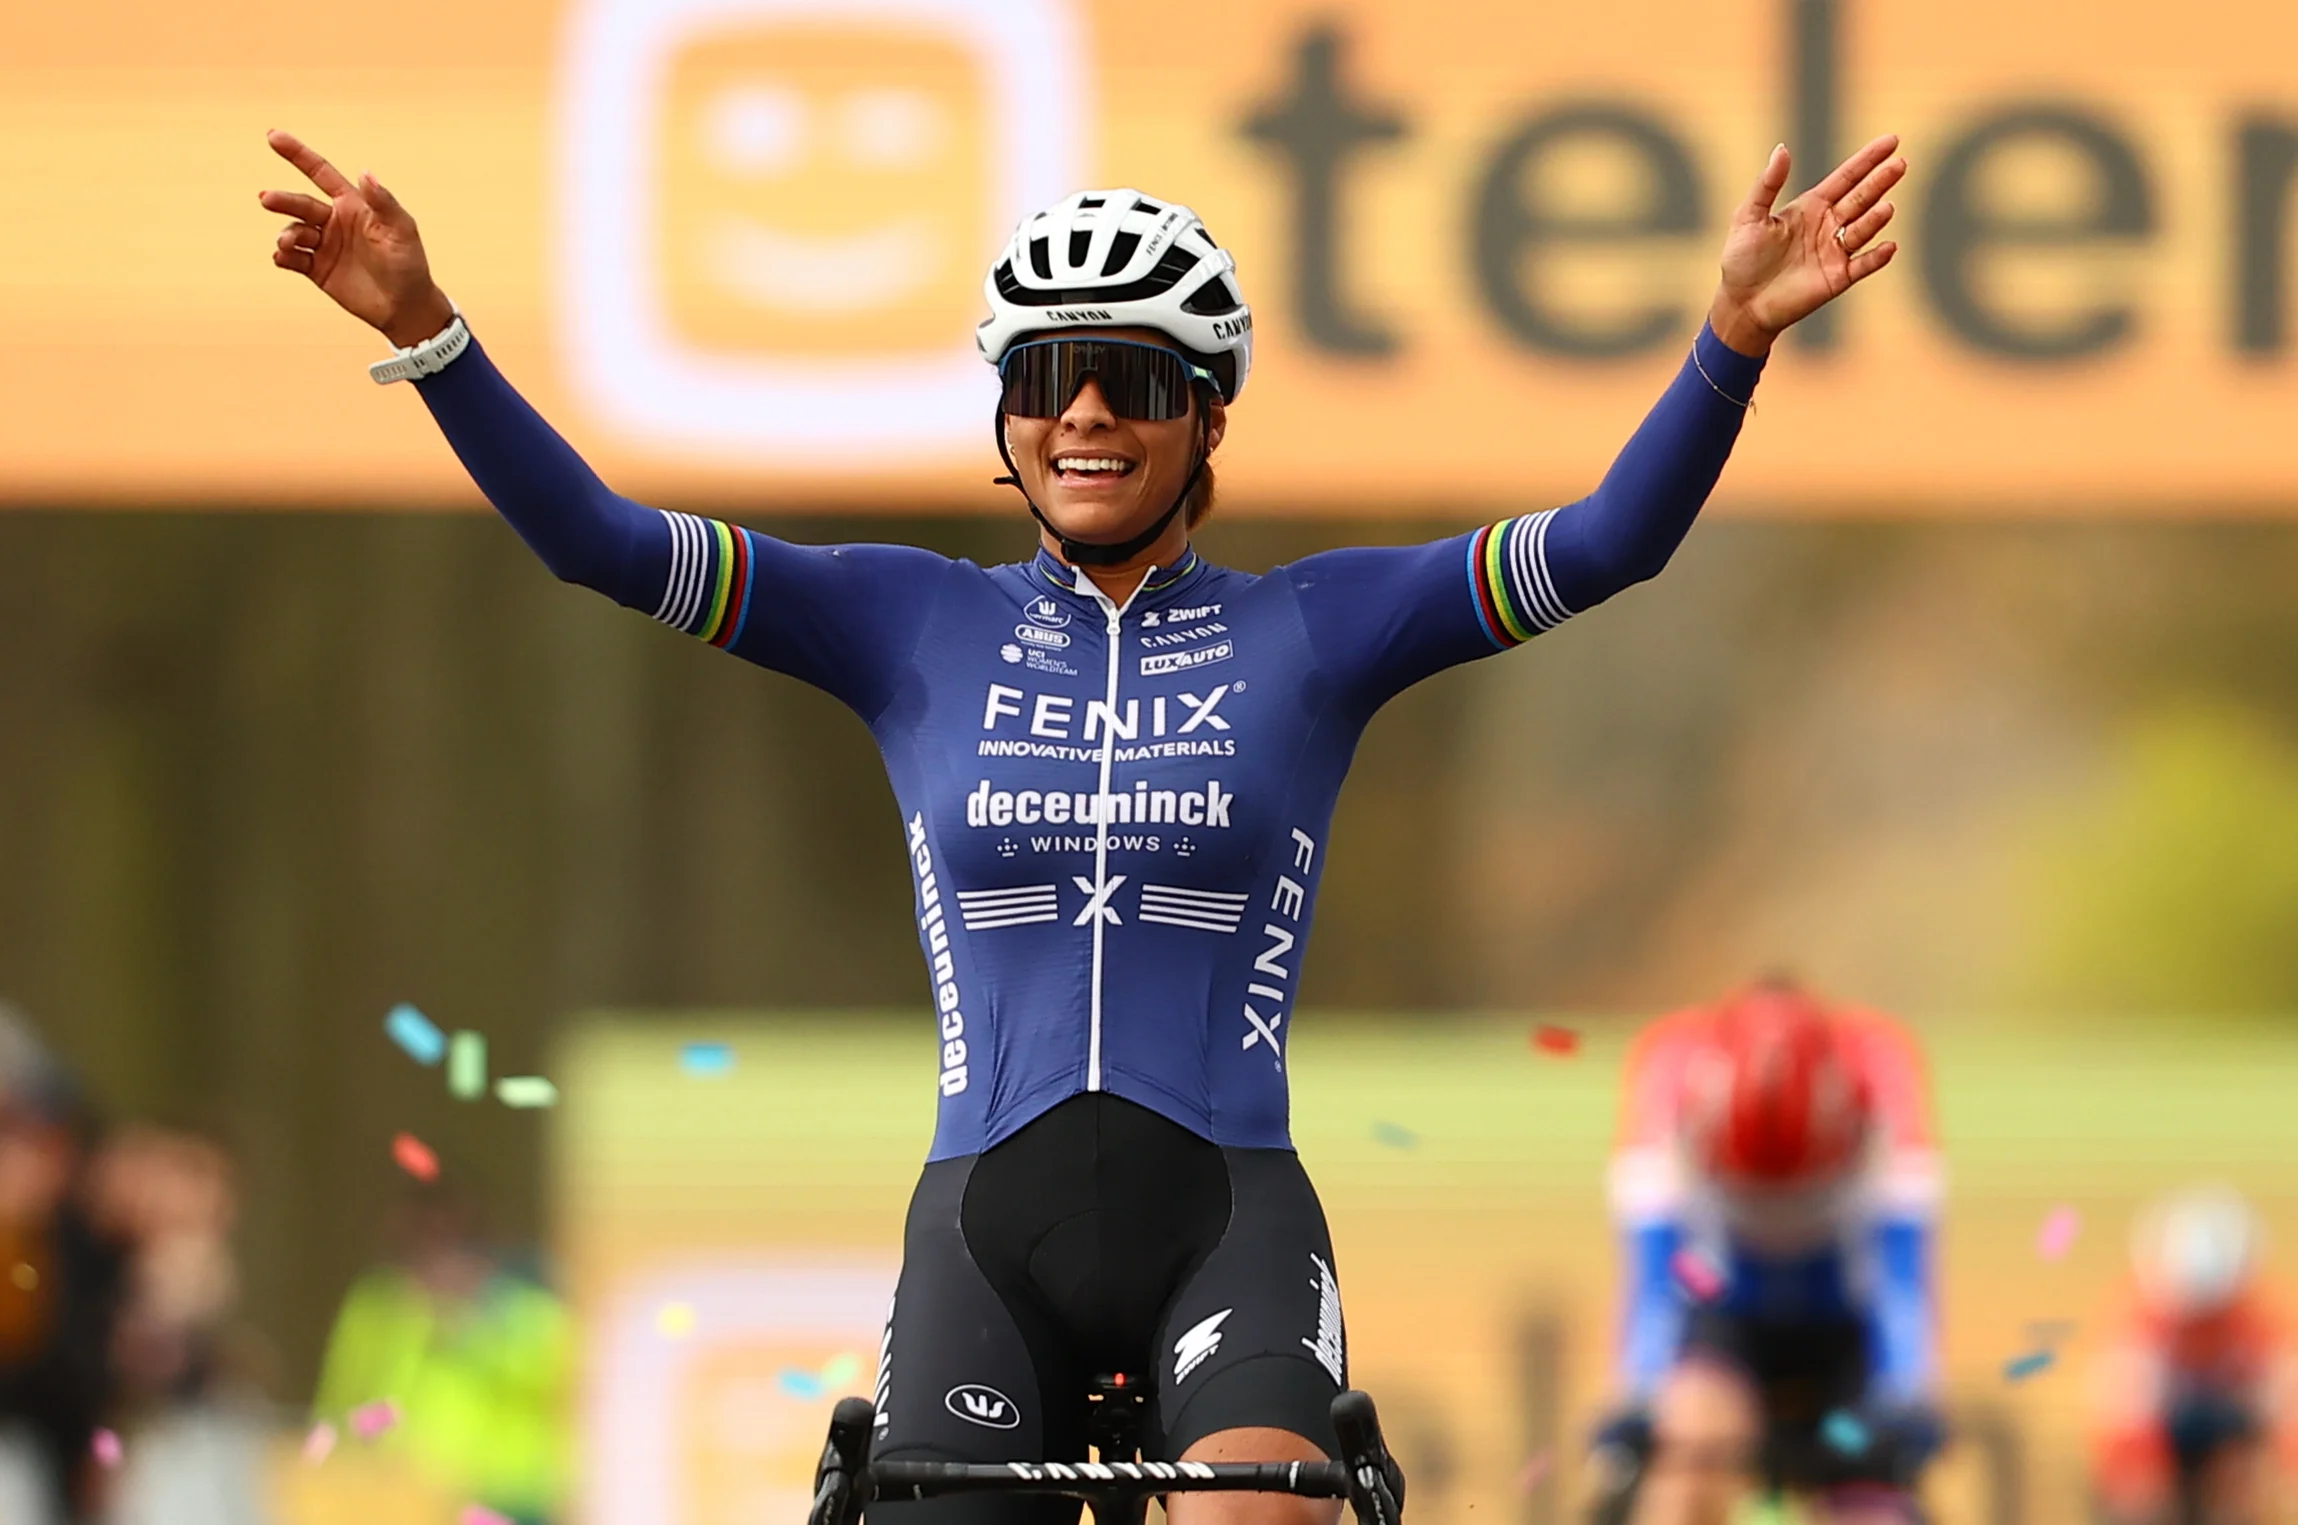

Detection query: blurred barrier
xmin=11 ymin=0 xmax=2298 ymax=509
xmin=552 ymin=1012 xmax=2298 ymax=1525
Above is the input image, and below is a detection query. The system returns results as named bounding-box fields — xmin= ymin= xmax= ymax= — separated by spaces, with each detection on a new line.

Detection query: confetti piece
xmin=302 ymin=1423 xmax=337 ymax=1465
xmin=386 ymin=1004 xmax=446 ymax=1066
xmin=1531 ymin=1025 xmax=1580 ymax=1056
xmin=778 ymin=1367 xmax=826 ymax=1400
xmin=495 ymin=1076 xmax=558 ymax=1109
xmin=1821 ymin=1410 xmax=1870 ymax=1455
xmin=392 ymin=1132 xmax=439 ymax=1182
xmin=821 ymin=1353 xmax=861 ymax=1389
xmin=1672 ymin=1248 xmax=1725 ymax=1302
xmin=350 ymin=1400 xmax=400 ymax=1441
xmin=655 ymin=1302 xmax=696 ymax=1340
xmin=448 ymin=1032 xmax=487 ymax=1101
xmin=1514 ymin=1451 xmax=1552 ymax=1494
xmin=91 ymin=1429 xmax=122 ymax=1469
xmin=1371 ymin=1121 xmax=1418 ymax=1149
xmin=681 ymin=1041 xmax=735 ymax=1078
xmin=460 ymin=1507 xmax=515 ymax=1525
xmin=2036 ymin=1205 xmax=2081 ymax=1261
xmin=2004 ymin=1349 xmax=2055 ymax=1382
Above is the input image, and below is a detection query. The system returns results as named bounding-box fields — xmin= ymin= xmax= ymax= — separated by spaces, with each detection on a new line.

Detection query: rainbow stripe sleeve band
xmin=653 ymin=510 xmax=755 ymax=649
xmin=1466 ymin=509 xmax=1573 ymax=649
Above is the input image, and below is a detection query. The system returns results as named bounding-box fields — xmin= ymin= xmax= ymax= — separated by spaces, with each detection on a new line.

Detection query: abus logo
xmin=945 ymin=1384 xmax=1020 ymax=1429
xmin=1141 ymin=641 xmax=1233 ymax=676
xmin=1023 ymin=597 xmax=1071 ymax=630
xmin=1014 ymin=624 xmax=1071 ymax=649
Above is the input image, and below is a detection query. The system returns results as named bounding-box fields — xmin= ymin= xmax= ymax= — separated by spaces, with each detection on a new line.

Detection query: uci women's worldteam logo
xmin=557 ymin=0 xmax=1085 ymax=460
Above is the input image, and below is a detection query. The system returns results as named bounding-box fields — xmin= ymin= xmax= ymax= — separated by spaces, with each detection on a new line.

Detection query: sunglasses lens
xmin=999 ymin=342 xmax=1194 ymax=421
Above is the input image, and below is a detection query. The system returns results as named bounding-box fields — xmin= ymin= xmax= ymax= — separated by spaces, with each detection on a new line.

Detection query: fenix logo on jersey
xmin=966 ymin=779 xmax=1235 ymax=828
xmin=1023 ymin=597 xmax=1072 ymax=630
xmin=981 ymin=683 xmax=1234 ymax=741
xmin=1141 ymin=642 xmax=1233 ymax=676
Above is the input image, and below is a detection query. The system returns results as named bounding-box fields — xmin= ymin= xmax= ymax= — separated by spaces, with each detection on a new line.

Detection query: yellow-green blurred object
xmin=311 ymin=1268 xmax=570 ymax=1518
xmin=448 ymin=1033 xmax=487 ymax=1101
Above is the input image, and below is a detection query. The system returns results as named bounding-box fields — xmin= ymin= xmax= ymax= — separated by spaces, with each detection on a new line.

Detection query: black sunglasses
xmin=997 ymin=338 xmax=1215 ymax=422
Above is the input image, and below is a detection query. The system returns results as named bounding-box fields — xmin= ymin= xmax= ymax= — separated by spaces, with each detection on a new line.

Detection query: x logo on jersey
xmin=1241 ymin=1005 xmax=1283 ymax=1062
xmin=1072 ymin=873 xmax=1127 ymax=927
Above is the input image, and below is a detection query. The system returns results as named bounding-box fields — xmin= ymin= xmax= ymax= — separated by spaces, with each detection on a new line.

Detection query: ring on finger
xmin=1834 ymin=225 xmax=1849 ymax=247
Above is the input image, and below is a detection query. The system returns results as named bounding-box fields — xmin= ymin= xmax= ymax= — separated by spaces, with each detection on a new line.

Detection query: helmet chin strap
xmin=993 ymin=401 xmax=1208 ymax=570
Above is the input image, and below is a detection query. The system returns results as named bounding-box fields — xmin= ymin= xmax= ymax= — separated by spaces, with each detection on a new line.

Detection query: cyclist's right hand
xmin=258 ymin=130 xmax=454 ymax=348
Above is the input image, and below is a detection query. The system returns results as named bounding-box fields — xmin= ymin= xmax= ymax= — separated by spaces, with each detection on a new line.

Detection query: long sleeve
xmin=1863 ymin=1214 xmax=1937 ymax=1403
xmin=409 ymin=338 xmax=949 ymax=721
xmin=1284 ymin=324 xmax=1764 ymax=712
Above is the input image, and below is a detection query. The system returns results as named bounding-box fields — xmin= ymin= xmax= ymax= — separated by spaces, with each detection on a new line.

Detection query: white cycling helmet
xmin=2133 ymin=1186 xmax=2261 ymax=1318
xmin=977 ymin=189 xmax=1254 ymax=402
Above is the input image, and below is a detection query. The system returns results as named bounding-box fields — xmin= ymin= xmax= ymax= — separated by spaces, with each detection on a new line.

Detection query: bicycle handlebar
xmin=871 ymin=1457 xmax=1353 ymax=1502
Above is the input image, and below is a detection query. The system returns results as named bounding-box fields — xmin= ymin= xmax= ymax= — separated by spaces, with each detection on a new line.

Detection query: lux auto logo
xmin=945 ymin=1383 xmax=1021 ymax=1429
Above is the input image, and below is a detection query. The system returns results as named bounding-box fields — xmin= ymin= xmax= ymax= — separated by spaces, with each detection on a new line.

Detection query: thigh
xmin=1153 ymin=1149 xmax=1346 ymax=1462
xmin=868 ymin=1158 xmax=1082 ymax=1525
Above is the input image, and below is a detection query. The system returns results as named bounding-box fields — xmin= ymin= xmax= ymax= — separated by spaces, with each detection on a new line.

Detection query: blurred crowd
xmin=0 ymin=1002 xmax=570 ymax=1525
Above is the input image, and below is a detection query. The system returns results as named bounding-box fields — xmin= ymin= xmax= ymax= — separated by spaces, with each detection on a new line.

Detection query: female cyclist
xmin=258 ymin=126 xmax=1905 ymax=1525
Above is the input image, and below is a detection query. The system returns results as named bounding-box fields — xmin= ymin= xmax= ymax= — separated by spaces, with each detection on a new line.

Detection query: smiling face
xmin=1003 ymin=328 xmax=1228 ymax=553
xmin=657 ymin=28 xmax=987 ymax=356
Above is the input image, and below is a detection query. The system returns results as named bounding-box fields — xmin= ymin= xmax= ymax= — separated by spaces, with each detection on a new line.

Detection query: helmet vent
xmin=1180 ymin=276 xmax=1240 ymax=316
xmin=1103 ymin=231 xmax=1141 ymax=276
xmin=1067 ymin=228 xmax=1093 ymax=269
xmin=1027 ymin=237 xmax=1053 ymax=282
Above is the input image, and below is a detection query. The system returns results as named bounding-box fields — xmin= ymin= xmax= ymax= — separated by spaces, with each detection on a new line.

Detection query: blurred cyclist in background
xmin=2091 ymin=1188 xmax=2297 ymax=1525
xmin=1592 ymin=980 xmax=1945 ymax=1525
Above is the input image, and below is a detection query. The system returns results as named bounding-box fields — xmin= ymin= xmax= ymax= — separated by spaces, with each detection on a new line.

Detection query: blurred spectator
xmin=311 ymin=1181 xmax=571 ymax=1524
xmin=0 ymin=1003 xmax=124 ymax=1525
xmin=2091 ymin=1187 xmax=2298 ymax=1525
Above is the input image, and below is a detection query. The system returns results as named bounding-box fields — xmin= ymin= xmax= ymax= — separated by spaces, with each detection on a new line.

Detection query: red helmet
xmin=1678 ymin=982 xmax=1872 ymax=1188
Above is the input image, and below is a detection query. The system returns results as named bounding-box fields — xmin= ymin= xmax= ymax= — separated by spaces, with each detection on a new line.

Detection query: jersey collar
xmin=1030 ymin=545 xmax=1207 ymax=609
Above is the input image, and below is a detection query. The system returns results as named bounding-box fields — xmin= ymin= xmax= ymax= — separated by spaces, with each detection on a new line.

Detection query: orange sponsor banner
xmin=6 ymin=0 xmax=2298 ymax=511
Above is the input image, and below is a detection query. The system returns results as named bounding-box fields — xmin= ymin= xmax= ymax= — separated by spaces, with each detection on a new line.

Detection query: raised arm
xmin=1542 ymin=134 xmax=1906 ymax=611
xmin=255 ymin=130 xmax=948 ymax=718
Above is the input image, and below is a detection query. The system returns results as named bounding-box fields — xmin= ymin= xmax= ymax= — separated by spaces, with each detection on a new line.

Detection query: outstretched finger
xmin=258 ymin=189 xmax=332 ymax=224
xmin=266 ymin=128 xmax=354 ymax=199
xmin=1832 ymin=156 xmax=1906 ymax=223
xmin=1741 ymin=143 xmax=1792 ymax=219
xmin=1810 ymin=133 xmax=1900 ymax=206
xmin=1838 ymin=200 xmax=1895 ymax=255
xmin=1846 ymin=241 xmax=1899 ymax=284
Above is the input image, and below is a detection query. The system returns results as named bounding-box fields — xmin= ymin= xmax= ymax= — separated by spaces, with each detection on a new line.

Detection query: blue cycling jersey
xmin=411 ymin=324 xmax=1763 ymax=1159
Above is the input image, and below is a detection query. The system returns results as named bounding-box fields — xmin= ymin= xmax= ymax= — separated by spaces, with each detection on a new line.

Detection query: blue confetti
xmin=2004 ymin=1348 xmax=2055 ymax=1382
xmin=777 ymin=1367 xmax=826 ymax=1400
xmin=1821 ymin=1410 xmax=1870 ymax=1455
xmin=1371 ymin=1121 xmax=1419 ymax=1149
xmin=385 ymin=1004 xmax=446 ymax=1066
xmin=681 ymin=1042 xmax=735 ymax=1078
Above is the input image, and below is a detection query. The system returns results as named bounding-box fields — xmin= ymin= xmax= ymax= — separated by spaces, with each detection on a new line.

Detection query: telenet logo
xmin=558 ymin=0 xmax=1084 ymax=460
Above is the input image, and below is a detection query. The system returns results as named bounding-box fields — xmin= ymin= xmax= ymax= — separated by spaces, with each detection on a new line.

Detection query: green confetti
xmin=448 ymin=1032 xmax=487 ymax=1100
xmin=495 ymin=1075 xmax=558 ymax=1109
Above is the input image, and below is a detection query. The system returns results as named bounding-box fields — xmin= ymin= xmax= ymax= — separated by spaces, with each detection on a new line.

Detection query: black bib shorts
xmin=867 ymin=1094 xmax=1348 ymax=1525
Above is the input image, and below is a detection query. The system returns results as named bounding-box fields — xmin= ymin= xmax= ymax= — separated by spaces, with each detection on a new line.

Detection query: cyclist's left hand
xmin=1708 ymin=134 xmax=1905 ymax=356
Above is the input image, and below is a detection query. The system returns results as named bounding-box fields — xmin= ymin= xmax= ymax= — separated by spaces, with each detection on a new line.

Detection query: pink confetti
xmin=460 ymin=1507 xmax=515 ymax=1525
xmin=1672 ymin=1248 xmax=1725 ymax=1302
xmin=302 ymin=1422 xmax=337 ymax=1464
xmin=2036 ymin=1205 xmax=2080 ymax=1261
xmin=350 ymin=1400 xmax=400 ymax=1441
xmin=91 ymin=1428 xmax=123 ymax=1469
xmin=392 ymin=1133 xmax=439 ymax=1183
xmin=1514 ymin=1450 xmax=1552 ymax=1494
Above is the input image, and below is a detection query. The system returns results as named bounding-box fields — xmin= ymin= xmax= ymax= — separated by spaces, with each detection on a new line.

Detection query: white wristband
xmin=369 ymin=308 xmax=472 ymax=385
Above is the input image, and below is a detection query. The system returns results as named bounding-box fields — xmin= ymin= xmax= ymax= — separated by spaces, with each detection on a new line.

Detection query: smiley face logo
xmin=560 ymin=0 xmax=1085 ymax=460
xmin=658 ymin=29 xmax=989 ymax=356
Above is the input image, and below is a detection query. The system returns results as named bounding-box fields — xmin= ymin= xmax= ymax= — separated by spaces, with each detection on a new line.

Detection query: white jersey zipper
xmin=1074 ymin=564 xmax=1157 ymax=1092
